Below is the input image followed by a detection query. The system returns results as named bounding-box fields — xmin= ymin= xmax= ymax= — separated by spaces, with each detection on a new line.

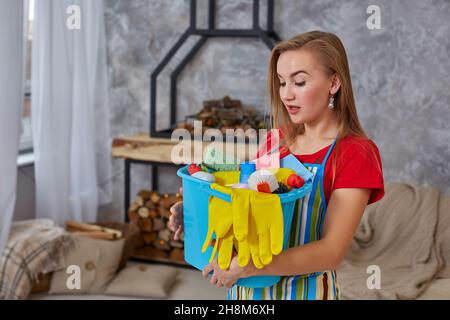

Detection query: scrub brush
xmin=273 ymin=182 xmax=290 ymax=194
xmin=247 ymin=170 xmax=279 ymax=193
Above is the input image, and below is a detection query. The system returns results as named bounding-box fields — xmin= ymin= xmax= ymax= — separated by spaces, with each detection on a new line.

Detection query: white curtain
xmin=32 ymin=0 xmax=112 ymax=226
xmin=0 ymin=0 xmax=25 ymax=255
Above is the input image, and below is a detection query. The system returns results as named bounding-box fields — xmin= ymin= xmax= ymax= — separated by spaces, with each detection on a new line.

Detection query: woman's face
xmin=277 ymin=49 xmax=333 ymax=124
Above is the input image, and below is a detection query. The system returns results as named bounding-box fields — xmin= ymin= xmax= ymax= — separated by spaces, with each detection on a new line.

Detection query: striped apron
xmin=228 ymin=138 xmax=340 ymax=300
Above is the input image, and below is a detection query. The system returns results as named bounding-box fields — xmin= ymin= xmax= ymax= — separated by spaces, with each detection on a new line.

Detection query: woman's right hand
xmin=168 ymin=195 xmax=184 ymax=241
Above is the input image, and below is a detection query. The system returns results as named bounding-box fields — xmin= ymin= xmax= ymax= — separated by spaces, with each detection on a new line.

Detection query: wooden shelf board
xmin=112 ymin=133 xmax=259 ymax=163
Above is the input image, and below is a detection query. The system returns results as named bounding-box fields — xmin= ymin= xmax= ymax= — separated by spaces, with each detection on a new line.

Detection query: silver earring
xmin=328 ymin=96 xmax=335 ymax=109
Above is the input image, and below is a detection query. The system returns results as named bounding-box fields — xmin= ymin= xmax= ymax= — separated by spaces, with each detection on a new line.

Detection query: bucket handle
xmin=198 ymin=184 xmax=232 ymax=203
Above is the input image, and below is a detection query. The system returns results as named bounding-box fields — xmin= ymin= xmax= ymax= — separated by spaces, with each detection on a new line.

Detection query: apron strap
xmin=320 ymin=134 xmax=339 ymax=192
xmin=321 ymin=136 xmax=338 ymax=166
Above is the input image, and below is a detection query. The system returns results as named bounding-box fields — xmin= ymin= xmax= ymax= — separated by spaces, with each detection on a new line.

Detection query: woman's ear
xmin=330 ymin=74 xmax=341 ymax=95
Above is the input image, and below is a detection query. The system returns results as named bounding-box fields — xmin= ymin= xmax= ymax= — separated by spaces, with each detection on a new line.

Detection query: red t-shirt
xmin=258 ymin=131 xmax=385 ymax=205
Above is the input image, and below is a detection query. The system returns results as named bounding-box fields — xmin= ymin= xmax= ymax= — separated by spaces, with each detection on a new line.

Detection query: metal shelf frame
xmin=149 ymin=0 xmax=281 ymax=138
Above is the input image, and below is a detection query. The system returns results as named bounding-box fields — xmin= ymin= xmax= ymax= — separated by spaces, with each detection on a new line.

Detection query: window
xmin=19 ymin=0 xmax=34 ymax=154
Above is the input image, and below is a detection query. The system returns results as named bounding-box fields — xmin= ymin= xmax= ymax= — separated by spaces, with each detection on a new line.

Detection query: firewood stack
xmin=176 ymin=95 xmax=266 ymax=135
xmin=128 ymin=190 xmax=184 ymax=263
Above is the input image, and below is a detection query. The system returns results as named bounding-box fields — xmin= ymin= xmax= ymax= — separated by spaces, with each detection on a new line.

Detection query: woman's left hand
xmin=202 ymin=255 xmax=253 ymax=289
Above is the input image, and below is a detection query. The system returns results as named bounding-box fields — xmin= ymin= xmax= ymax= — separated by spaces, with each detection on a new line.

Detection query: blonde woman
xmin=170 ymin=31 xmax=384 ymax=300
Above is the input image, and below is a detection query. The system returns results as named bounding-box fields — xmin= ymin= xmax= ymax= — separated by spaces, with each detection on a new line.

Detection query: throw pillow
xmin=49 ymin=235 xmax=124 ymax=294
xmin=104 ymin=264 xmax=179 ymax=299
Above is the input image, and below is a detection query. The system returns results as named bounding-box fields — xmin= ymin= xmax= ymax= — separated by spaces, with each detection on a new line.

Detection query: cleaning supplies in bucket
xmin=226 ymin=161 xmax=256 ymax=189
xmin=247 ymin=168 xmax=305 ymax=193
xmin=210 ymin=168 xmax=303 ymax=269
xmin=177 ymin=164 xmax=313 ymax=288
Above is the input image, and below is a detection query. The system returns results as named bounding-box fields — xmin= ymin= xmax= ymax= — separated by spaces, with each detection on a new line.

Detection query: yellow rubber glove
xmin=229 ymin=209 xmax=264 ymax=269
xmin=231 ymin=188 xmax=252 ymax=267
xmin=208 ymin=186 xmax=254 ymax=269
xmin=247 ymin=210 xmax=265 ymax=269
xmin=220 ymin=186 xmax=284 ymax=268
xmin=229 ymin=188 xmax=283 ymax=269
xmin=202 ymin=183 xmax=234 ymax=269
xmin=217 ymin=227 xmax=234 ymax=270
xmin=249 ymin=192 xmax=284 ymax=266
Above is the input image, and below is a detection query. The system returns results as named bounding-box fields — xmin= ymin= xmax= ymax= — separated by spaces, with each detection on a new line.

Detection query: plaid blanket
xmin=0 ymin=219 xmax=74 ymax=300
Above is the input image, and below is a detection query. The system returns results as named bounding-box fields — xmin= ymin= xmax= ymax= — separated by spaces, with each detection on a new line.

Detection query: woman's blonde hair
xmin=268 ymin=31 xmax=372 ymax=185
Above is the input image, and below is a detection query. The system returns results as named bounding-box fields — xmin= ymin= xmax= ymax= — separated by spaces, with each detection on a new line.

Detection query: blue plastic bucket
xmin=177 ymin=165 xmax=312 ymax=288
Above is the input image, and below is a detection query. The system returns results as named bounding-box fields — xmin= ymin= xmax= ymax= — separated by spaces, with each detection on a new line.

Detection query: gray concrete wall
xmin=88 ymin=0 xmax=450 ymax=220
